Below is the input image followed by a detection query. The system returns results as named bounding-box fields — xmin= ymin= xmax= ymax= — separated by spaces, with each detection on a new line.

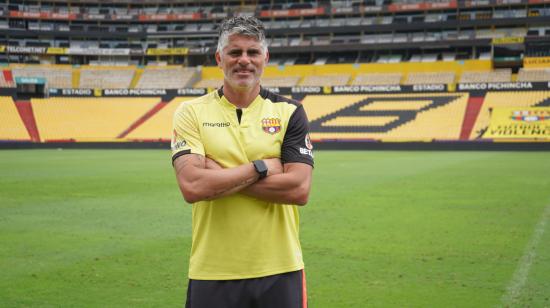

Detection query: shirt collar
xmin=216 ymin=86 xmax=266 ymax=110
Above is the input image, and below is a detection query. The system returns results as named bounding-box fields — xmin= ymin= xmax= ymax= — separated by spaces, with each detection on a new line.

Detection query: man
xmin=171 ymin=16 xmax=314 ymax=308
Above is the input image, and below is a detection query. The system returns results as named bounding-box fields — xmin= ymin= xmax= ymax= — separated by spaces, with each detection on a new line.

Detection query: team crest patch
xmin=305 ymin=134 xmax=313 ymax=150
xmin=262 ymin=118 xmax=282 ymax=134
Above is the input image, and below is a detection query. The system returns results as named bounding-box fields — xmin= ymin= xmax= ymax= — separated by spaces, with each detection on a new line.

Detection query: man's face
xmin=216 ymin=34 xmax=268 ymax=91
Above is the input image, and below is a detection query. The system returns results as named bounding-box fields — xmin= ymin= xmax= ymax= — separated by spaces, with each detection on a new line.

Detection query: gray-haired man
xmin=172 ymin=16 xmax=313 ymax=308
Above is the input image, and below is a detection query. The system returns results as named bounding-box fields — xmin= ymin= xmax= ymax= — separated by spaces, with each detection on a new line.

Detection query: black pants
xmin=185 ymin=270 xmax=307 ymax=308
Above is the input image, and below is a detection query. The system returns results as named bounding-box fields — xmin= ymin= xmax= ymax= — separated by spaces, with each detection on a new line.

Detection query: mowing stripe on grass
xmin=500 ymin=203 xmax=550 ymax=307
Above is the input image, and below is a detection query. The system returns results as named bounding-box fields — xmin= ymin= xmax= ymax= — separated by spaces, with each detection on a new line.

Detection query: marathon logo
xmin=203 ymin=122 xmax=230 ymax=128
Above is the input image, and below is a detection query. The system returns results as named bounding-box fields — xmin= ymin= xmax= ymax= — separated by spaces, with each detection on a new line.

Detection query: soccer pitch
xmin=1 ymin=149 xmax=549 ymax=307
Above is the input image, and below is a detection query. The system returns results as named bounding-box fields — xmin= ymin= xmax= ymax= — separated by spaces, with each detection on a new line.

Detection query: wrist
xmin=252 ymin=160 xmax=268 ymax=179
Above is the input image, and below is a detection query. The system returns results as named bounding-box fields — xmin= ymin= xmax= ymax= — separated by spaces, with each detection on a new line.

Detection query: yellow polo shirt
xmin=172 ymin=87 xmax=314 ymax=280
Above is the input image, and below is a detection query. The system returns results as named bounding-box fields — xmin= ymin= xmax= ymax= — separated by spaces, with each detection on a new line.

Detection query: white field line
xmin=500 ymin=203 xmax=550 ymax=307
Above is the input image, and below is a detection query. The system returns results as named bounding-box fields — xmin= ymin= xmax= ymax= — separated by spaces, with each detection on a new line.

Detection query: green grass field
xmin=1 ymin=149 xmax=549 ymax=307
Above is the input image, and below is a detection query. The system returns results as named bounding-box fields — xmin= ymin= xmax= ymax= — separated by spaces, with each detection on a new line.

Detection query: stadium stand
xmin=261 ymin=76 xmax=301 ymax=87
xmin=299 ymin=95 xmax=367 ymax=124
xmin=194 ymin=78 xmax=224 ymax=88
xmin=470 ymin=91 xmax=550 ymax=139
xmin=0 ymin=96 xmax=30 ymax=140
xmin=300 ymin=74 xmax=350 ymax=86
xmin=352 ymin=73 xmax=402 ymax=85
xmin=11 ymin=66 xmax=72 ymax=88
xmin=405 ymin=72 xmax=455 ymax=84
xmin=31 ymin=97 xmax=159 ymax=141
xmin=459 ymin=69 xmax=512 ymax=83
xmin=79 ymin=68 xmax=135 ymax=89
xmin=517 ymin=69 xmax=550 ymax=82
xmin=302 ymin=93 xmax=469 ymax=141
xmin=389 ymin=94 xmax=469 ymax=141
xmin=0 ymin=70 xmax=15 ymax=87
xmin=136 ymin=67 xmax=198 ymax=89
xmin=125 ymin=97 xmax=195 ymax=141
xmin=1 ymin=1 xmax=549 ymax=145
xmin=376 ymin=55 xmax=402 ymax=63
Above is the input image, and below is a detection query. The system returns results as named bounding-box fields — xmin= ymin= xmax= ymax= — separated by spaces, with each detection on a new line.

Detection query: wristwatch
xmin=252 ymin=160 xmax=268 ymax=179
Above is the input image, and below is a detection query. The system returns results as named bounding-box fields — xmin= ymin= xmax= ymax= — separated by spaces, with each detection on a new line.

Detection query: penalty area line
xmin=500 ymin=203 xmax=550 ymax=307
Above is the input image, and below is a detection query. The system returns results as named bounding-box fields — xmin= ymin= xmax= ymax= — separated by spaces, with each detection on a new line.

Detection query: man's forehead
xmin=225 ymin=34 xmax=263 ymax=49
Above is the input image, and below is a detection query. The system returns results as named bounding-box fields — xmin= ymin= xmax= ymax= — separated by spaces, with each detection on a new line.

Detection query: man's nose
xmin=238 ymin=53 xmax=251 ymax=65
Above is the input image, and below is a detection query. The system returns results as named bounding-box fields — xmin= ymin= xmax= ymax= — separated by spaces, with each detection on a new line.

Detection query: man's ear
xmin=265 ymin=50 xmax=269 ymax=63
xmin=215 ymin=51 xmax=222 ymax=67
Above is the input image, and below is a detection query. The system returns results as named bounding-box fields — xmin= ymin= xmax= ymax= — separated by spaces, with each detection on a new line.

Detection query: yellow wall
xmin=7 ymin=61 xmax=494 ymax=82
xmin=8 ymin=63 xmax=73 ymax=69
xmin=201 ymin=60 xmax=493 ymax=80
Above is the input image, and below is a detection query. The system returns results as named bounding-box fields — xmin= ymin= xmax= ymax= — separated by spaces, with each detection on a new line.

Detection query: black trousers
xmin=185 ymin=270 xmax=307 ymax=308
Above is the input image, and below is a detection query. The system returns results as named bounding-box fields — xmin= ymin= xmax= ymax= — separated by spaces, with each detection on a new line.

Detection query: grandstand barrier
xmin=0 ymin=88 xmax=16 ymax=96
xmin=48 ymin=88 xmax=207 ymax=97
xmin=39 ymin=82 xmax=550 ymax=99
xmin=1 ymin=85 xmax=550 ymax=149
xmin=47 ymin=88 xmax=207 ymax=101
xmin=457 ymin=81 xmax=550 ymax=93
xmin=2 ymin=141 xmax=550 ymax=151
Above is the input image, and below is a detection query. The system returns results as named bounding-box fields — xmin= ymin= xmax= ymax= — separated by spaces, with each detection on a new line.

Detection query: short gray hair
xmin=217 ymin=16 xmax=267 ymax=53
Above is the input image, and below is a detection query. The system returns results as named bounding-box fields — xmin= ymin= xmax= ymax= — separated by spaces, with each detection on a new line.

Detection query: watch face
xmin=254 ymin=160 xmax=268 ymax=177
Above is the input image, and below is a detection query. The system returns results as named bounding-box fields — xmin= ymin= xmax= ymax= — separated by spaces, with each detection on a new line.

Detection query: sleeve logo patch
xmin=262 ymin=117 xmax=282 ymax=134
xmin=171 ymin=139 xmax=187 ymax=151
xmin=299 ymin=134 xmax=314 ymax=158
xmin=171 ymin=129 xmax=187 ymax=151
xmin=305 ymin=134 xmax=313 ymax=150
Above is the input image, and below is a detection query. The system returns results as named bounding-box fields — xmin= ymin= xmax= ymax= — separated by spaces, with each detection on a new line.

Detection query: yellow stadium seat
xmin=303 ymin=93 xmax=469 ymax=141
xmin=31 ymin=97 xmax=159 ymax=141
xmin=470 ymin=91 xmax=550 ymax=139
xmin=125 ymin=97 xmax=196 ymax=141
xmin=0 ymin=97 xmax=30 ymax=140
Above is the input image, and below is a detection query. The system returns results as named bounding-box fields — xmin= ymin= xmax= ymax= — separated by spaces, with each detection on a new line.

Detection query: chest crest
xmin=261 ymin=117 xmax=282 ymax=135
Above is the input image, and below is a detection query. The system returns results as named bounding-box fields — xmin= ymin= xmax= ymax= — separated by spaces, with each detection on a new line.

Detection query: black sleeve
xmin=281 ymin=104 xmax=314 ymax=167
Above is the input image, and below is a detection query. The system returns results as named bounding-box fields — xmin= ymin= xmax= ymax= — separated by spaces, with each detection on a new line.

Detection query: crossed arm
xmin=173 ymin=154 xmax=313 ymax=205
